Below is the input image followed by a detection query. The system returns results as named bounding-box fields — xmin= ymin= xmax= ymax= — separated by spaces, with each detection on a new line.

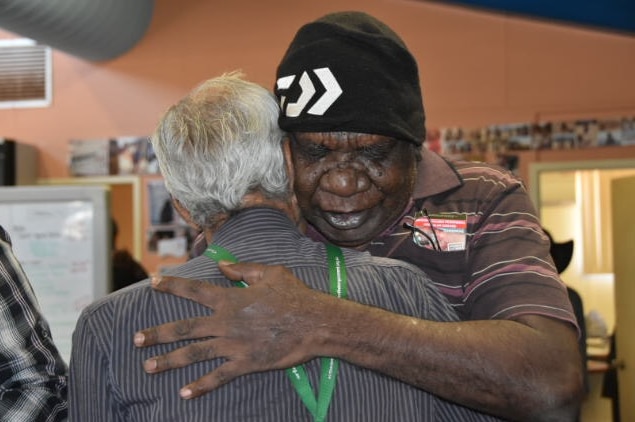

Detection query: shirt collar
xmin=413 ymin=149 xmax=463 ymax=199
xmin=212 ymin=207 xmax=298 ymax=245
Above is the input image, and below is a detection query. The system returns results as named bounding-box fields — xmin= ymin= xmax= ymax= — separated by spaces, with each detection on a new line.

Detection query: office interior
xmin=1 ymin=1 xmax=634 ymax=421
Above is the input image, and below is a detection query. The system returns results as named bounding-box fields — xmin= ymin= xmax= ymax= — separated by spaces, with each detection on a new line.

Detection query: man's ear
xmin=171 ymin=198 xmax=200 ymax=231
xmin=282 ymin=136 xmax=305 ymax=232
xmin=282 ymin=136 xmax=295 ymax=187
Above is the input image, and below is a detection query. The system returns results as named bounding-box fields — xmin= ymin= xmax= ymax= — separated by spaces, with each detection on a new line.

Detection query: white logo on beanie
xmin=276 ymin=67 xmax=342 ymax=117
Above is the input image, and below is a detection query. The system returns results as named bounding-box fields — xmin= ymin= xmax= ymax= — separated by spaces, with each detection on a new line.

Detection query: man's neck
xmin=204 ymin=196 xmax=304 ymax=244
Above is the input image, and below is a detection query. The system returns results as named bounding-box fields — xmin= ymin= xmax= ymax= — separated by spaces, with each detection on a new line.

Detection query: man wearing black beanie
xmin=136 ymin=11 xmax=583 ymax=421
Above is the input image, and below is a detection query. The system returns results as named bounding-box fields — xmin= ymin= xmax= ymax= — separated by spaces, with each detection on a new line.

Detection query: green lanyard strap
xmin=204 ymin=242 xmax=348 ymax=422
xmin=203 ymin=245 xmax=246 ymax=287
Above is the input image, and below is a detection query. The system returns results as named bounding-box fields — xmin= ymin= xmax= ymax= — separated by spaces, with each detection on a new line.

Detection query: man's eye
xmin=360 ymin=143 xmax=392 ymax=160
xmin=300 ymin=144 xmax=330 ymax=160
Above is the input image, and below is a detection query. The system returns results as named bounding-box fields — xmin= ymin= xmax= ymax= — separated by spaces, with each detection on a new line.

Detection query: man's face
xmin=290 ymin=132 xmax=418 ymax=248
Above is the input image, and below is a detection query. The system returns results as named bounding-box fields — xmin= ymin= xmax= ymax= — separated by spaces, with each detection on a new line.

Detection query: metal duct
xmin=0 ymin=0 xmax=154 ymax=61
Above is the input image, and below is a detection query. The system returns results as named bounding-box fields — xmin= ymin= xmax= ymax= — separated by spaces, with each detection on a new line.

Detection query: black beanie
xmin=275 ymin=11 xmax=425 ymax=146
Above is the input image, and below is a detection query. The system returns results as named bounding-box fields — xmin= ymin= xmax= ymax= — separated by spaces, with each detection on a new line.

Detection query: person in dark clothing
xmin=602 ymin=332 xmax=620 ymax=422
xmin=0 ymin=225 xmax=68 ymax=421
xmin=544 ymin=228 xmax=587 ymax=421
xmin=111 ymin=218 xmax=149 ymax=291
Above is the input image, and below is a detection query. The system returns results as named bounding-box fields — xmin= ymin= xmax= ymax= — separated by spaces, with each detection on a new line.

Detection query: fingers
xmin=179 ymin=360 xmax=246 ymax=399
xmin=134 ymin=316 xmax=218 ymax=347
xmin=142 ymin=338 xmax=219 ymax=373
xmin=217 ymin=261 xmax=266 ymax=285
xmin=140 ymin=340 xmax=249 ymax=400
xmin=151 ymin=275 xmax=223 ymax=303
xmin=218 ymin=262 xmax=299 ymax=288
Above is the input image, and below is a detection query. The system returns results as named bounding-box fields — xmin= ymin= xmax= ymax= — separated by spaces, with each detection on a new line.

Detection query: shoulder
xmin=343 ymin=251 xmax=458 ymax=321
xmin=452 ymin=160 xmax=525 ymax=196
xmin=78 ymin=280 xmax=152 ymax=323
xmin=347 ymin=252 xmax=428 ymax=277
xmin=80 ymin=257 xmax=220 ymax=325
xmin=418 ymin=159 xmax=536 ymax=229
xmin=414 ymin=152 xmax=525 ymax=206
xmin=451 ymin=161 xmax=522 ymax=187
xmin=342 ymin=250 xmax=437 ymax=292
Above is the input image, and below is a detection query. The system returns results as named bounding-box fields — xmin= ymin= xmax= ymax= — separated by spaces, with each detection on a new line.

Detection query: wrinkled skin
xmin=134 ymin=132 xmax=583 ymax=421
xmin=289 ymin=132 xmax=417 ymax=248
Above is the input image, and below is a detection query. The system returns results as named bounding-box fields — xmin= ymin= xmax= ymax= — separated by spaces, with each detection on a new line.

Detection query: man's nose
xmin=320 ymin=167 xmax=370 ymax=197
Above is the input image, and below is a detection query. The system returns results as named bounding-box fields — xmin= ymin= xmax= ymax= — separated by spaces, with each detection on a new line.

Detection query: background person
xmin=111 ymin=217 xmax=149 ymax=292
xmin=543 ymin=228 xmax=587 ymax=421
xmin=134 ymin=12 xmax=584 ymax=421
xmin=0 ymin=225 xmax=68 ymax=422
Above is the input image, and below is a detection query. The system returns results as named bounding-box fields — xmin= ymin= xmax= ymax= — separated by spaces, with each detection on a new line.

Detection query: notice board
xmin=0 ymin=185 xmax=110 ymax=363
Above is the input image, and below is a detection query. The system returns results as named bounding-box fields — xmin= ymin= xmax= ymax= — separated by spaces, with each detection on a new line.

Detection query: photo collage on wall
xmin=427 ymin=116 xmax=635 ymax=174
xmin=68 ymin=136 xmax=159 ymax=177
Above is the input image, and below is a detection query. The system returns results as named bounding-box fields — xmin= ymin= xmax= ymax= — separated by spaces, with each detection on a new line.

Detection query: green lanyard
xmin=204 ymin=242 xmax=348 ymax=422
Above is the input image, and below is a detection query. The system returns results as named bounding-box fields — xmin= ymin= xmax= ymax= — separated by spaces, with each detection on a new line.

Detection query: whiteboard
xmin=0 ymin=185 xmax=110 ymax=364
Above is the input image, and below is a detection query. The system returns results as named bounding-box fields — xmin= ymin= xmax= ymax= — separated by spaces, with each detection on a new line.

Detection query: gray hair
xmin=151 ymin=72 xmax=289 ymax=229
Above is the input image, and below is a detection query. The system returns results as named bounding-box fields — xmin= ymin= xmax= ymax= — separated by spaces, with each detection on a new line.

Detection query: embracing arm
xmin=134 ymin=264 xmax=583 ymax=422
xmin=309 ymin=303 xmax=582 ymax=422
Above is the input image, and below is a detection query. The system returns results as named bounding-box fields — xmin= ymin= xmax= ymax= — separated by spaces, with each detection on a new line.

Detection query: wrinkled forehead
xmin=291 ymin=131 xmax=401 ymax=147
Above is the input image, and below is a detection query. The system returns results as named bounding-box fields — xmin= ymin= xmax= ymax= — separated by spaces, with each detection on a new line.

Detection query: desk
xmin=587 ymin=359 xmax=610 ymax=374
xmin=587 ymin=337 xmax=611 ymax=374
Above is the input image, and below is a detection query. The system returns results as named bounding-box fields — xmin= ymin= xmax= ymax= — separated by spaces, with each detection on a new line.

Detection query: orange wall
xmin=1 ymin=0 xmax=635 ymax=179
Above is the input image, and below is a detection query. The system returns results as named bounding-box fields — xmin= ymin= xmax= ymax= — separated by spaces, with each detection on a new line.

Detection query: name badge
xmin=412 ymin=212 xmax=467 ymax=251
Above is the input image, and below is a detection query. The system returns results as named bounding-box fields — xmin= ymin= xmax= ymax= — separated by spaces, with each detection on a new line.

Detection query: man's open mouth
xmin=322 ymin=211 xmax=367 ymax=230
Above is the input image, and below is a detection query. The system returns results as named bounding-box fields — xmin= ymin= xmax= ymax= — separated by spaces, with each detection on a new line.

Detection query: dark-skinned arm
xmin=134 ymin=262 xmax=584 ymax=422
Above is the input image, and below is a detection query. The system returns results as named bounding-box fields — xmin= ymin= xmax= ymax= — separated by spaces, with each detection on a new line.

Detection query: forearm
xmin=312 ymin=298 xmax=583 ymax=421
xmin=136 ymin=268 xmax=584 ymax=416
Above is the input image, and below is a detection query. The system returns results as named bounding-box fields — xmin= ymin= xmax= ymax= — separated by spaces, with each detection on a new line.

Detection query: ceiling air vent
xmin=0 ymin=38 xmax=52 ymax=109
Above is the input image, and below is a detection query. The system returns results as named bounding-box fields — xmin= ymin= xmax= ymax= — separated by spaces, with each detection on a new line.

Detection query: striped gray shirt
xmin=69 ymin=208 xmax=502 ymax=421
